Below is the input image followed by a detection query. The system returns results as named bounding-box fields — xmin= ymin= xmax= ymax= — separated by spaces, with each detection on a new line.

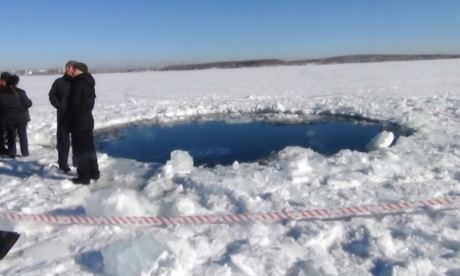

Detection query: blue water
xmin=96 ymin=119 xmax=404 ymax=167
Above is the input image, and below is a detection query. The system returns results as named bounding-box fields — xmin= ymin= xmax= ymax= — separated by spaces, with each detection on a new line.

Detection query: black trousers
xmin=5 ymin=123 xmax=29 ymax=158
xmin=0 ymin=122 xmax=7 ymax=155
xmin=56 ymin=116 xmax=70 ymax=168
xmin=71 ymin=129 xmax=99 ymax=180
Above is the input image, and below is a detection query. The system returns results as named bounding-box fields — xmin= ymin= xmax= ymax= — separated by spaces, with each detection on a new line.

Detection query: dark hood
xmin=73 ymin=72 xmax=95 ymax=87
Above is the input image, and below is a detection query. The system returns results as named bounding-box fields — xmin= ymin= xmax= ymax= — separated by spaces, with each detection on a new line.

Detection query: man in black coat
xmin=66 ymin=62 xmax=100 ymax=184
xmin=49 ymin=60 xmax=77 ymax=172
xmin=0 ymin=75 xmax=33 ymax=158
xmin=0 ymin=72 xmax=11 ymax=155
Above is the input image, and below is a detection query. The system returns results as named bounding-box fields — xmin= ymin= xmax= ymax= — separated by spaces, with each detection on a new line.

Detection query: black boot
xmin=71 ymin=177 xmax=90 ymax=185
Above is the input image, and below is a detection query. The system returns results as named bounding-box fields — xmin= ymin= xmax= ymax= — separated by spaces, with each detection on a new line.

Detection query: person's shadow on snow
xmin=0 ymin=157 xmax=69 ymax=181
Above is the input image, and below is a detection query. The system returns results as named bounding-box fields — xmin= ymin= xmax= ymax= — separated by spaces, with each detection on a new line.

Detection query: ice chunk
xmin=84 ymin=188 xmax=147 ymax=217
xmin=404 ymin=114 xmax=428 ymax=129
xmin=102 ymin=234 xmax=166 ymax=276
xmin=281 ymin=238 xmax=304 ymax=261
xmin=366 ymin=131 xmax=394 ymax=151
xmin=22 ymin=240 xmax=70 ymax=263
xmin=230 ymin=254 xmax=257 ymax=276
xmin=170 ymin=197 xmax=197 ymax=216
xmin=162 ymin=150 xmax=194 ymax=178
xmin=276 ymin=146 xmax=313 ymax=184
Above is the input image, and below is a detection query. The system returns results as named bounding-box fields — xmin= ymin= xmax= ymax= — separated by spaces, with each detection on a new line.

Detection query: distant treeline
xmin=161 ymin=54 xmax=460 ymax=71
xmin=11 ymin=54 xmax=460 ymax=75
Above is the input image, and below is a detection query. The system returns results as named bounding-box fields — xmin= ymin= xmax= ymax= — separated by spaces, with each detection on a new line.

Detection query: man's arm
xmin=48 ymin=80 xmax=62 ymax=110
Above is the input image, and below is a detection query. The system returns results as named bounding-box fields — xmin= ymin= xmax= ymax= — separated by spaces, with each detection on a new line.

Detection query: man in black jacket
xmin=49 ymin=61 xmax=77 ymax=172
xmin=0 ymin=73 xmax=10 ymax=155
xmin=2 ymin=75 xmax=33 ymax=158
xmin=66 ymin=62 xmax=100 ymax=184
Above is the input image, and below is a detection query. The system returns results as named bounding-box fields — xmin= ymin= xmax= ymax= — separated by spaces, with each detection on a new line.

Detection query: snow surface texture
xmin=0 ymin=59 xmax=459 ymax=275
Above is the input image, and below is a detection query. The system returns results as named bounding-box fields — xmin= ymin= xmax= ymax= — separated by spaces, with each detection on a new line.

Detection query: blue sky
xmin=1 ymin=0 xmax=459 ymax=70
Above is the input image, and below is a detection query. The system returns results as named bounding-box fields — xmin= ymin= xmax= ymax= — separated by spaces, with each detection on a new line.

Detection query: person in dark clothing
xmin=0 ymin=72 xmax=11 ymax=155
xmin=66 ymin=62 xmax=100 ymax=184
xmin=0 ymin=75 xmax=33 ymax=158
xmin=0 ymin=72 xmax=11 ymax=85
xmin=49 ymin=60 xmax=77 ymax=172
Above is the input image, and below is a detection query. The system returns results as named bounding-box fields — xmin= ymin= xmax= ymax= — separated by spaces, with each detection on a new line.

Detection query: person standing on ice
xmin=0 ymin=75 xmax=33 ymax=158
xmin=66 ymin=62 xmax=100 ymax=184
xmin=0 ymin=72 xmax=11 ymax=155
xmin=48 ymin=60 xmax=77 ymax=172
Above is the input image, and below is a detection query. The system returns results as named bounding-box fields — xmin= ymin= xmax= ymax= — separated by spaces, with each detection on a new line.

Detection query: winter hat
xmin=0 ymin=72 xmax=11 ymax=81
xmin=73 ymin=62 xmax=88 ymax=73
xmin=66 ymin=60 xmax=78 ymax=67
xmin=6 ymin=75 xmax=19 ymax=86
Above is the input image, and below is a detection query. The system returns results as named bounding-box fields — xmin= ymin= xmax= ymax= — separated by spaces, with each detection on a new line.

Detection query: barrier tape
xmin=1 ymin=196 xmax=458 ymax=226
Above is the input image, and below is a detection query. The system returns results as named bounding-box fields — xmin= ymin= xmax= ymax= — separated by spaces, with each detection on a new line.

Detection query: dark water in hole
xmin=96 ymin=119 xmax=406 ymax=167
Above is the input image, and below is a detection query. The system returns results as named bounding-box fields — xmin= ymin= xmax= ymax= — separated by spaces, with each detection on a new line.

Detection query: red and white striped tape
xmin=1 ymin=196 xmax=458 ymax=226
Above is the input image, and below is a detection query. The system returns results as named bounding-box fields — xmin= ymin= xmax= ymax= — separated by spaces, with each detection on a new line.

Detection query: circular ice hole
xmin=95 ymin=114 xmax=412 ymax=167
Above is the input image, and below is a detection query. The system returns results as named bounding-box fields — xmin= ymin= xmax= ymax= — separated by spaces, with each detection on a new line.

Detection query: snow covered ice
xmin=0 ymin=59 xmax=459 ymax=275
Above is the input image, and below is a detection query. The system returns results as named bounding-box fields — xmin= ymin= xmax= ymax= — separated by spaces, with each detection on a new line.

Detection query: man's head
xmin=65 ymin=60 xmax=78 ymax=76
xmin=6 ymin=75 xmax=19 ymax=87
xmin=0 ymin=72 xmax=11 ymax=87
xmin=72 ymin=62 xmax=88 ymax=76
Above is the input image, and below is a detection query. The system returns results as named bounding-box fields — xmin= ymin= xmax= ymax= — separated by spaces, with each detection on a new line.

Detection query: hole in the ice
xmin=95 ymin=114 xmax=413 ymax=167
